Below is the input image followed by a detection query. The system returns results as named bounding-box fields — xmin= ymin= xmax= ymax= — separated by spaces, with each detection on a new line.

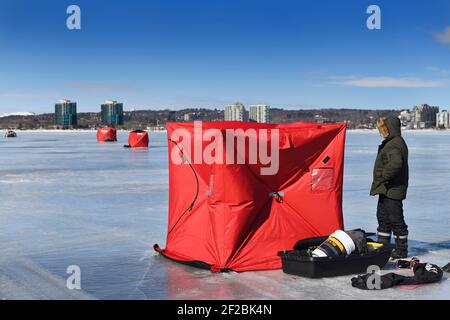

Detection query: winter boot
xmin=377 ymin=233 xmax=391 ymax=248
xmin=391 ymin=236 xmax=408 ymax=259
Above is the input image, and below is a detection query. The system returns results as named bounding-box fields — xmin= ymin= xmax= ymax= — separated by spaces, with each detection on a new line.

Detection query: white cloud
xmin=434 ymin=26 xmax=450 ymax=45
xmin=331 ymin=76 xmax=447 ymax=88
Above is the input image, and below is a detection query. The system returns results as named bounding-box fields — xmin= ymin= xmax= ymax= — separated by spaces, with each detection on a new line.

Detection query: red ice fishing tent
xmin=124 ymin=129 xmax=149 ymax=148
xmin=97 ymin=127 xmax=117 ymax=142
xmin=154 ymin=121 xmax=346 ymax=272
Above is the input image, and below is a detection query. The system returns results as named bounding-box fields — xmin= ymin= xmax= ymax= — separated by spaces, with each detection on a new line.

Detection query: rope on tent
xmin=167 ymin=139 xmax=200 ymax=236
xmin=269 ymin=191 xmax=284 ymax=203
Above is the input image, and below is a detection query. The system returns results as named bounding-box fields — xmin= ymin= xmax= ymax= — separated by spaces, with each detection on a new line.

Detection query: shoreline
xmin=6 ymin=129 xmax=168 ymax=133
xmin=4 ymin=128 xmax=450 ymax=134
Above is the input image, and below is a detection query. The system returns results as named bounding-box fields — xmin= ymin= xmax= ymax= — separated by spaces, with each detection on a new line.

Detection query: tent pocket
xmin=310 ymin=168 xmax=334 ymax=192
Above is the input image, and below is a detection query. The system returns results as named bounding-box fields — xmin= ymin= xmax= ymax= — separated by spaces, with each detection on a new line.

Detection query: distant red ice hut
xmin=97 ymin=127 xmax=117 ymax=142
xmin=124 ymin=129 xmax=149 ymax=148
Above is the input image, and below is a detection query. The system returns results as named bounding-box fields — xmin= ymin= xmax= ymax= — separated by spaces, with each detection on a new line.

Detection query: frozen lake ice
xmin=0 ymin=130 xmax=449 ymax=299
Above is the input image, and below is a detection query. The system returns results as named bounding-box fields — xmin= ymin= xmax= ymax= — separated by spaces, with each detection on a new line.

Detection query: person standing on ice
xmin=370 ymin=116 xmax=409 ymax=259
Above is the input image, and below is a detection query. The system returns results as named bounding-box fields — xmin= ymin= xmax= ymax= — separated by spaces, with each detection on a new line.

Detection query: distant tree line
xmin=0 ymin=108 xmax=399 ymax=130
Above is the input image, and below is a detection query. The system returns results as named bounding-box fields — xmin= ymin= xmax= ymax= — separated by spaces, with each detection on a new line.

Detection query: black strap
xmin=167 ymin=139 xmax=200 ymax=236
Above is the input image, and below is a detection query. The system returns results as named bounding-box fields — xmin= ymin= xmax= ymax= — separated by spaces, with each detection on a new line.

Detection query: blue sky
xmin=0 ymin=0 xmax=449 ymax=113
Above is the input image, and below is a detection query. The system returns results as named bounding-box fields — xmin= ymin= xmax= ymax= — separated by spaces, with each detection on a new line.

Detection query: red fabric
xmin=157 ymin=121 xmax=346 ymax=272
xmin=97 ymin=127 xmax=117 ymax=142
xmin=128 ymin=131 xmax=149 ymax=148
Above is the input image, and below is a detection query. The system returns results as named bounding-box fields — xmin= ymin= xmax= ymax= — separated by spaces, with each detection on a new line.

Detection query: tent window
xmin=311 ymin=168 xmax=334 ymax=192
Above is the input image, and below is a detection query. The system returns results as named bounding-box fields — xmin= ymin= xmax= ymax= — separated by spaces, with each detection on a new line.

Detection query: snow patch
xmin=0 ymin=112 xmax=35 ymax=118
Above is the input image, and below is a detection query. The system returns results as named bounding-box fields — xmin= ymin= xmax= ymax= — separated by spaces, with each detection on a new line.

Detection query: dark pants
xmin=376 ymin=195 xmax=408 ymax=237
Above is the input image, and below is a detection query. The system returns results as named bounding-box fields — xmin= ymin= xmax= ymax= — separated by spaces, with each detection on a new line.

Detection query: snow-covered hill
xmin=0 ymin=112 xmax=35 ymax=118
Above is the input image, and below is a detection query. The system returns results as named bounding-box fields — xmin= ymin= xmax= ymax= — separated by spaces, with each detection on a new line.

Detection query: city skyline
xmin=1 ymin=100 xmax=445 ymax=130
xmin=1 ymin=0 xmax=450 ymax=113
xmin=0 ymin=98 xmax=443 ymax=117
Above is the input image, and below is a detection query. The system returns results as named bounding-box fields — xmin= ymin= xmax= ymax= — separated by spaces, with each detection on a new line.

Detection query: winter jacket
xmin=370 ymin=116 xmax=409 ymax=200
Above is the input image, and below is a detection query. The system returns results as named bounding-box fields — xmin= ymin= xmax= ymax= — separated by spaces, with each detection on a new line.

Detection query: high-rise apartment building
xmin=436 ymin=110 xmax=449 ymax=129
xmin=101 ymin=100 xmax=124 ymax=126
xmin=249 ymin=104 xmax=270 ymax=123
xmin=55 ymin=99 xmax=77 ymax=127
xmin=410 ymin=104 xmax=439 ymax=129
xmin=224 ymin=102 xmax=247 ymax=121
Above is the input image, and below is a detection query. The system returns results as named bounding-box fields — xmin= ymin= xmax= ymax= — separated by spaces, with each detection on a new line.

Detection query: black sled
xmin=278 ymin=235 xmax=392 ymax=278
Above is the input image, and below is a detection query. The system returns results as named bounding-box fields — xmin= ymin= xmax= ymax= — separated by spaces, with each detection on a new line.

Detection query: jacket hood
xmin=377 ymin=116 xmax=401 ymax=139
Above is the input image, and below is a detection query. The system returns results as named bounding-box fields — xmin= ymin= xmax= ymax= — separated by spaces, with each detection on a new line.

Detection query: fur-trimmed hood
xmin=376 ymin=116 xmax=401 ymax=140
